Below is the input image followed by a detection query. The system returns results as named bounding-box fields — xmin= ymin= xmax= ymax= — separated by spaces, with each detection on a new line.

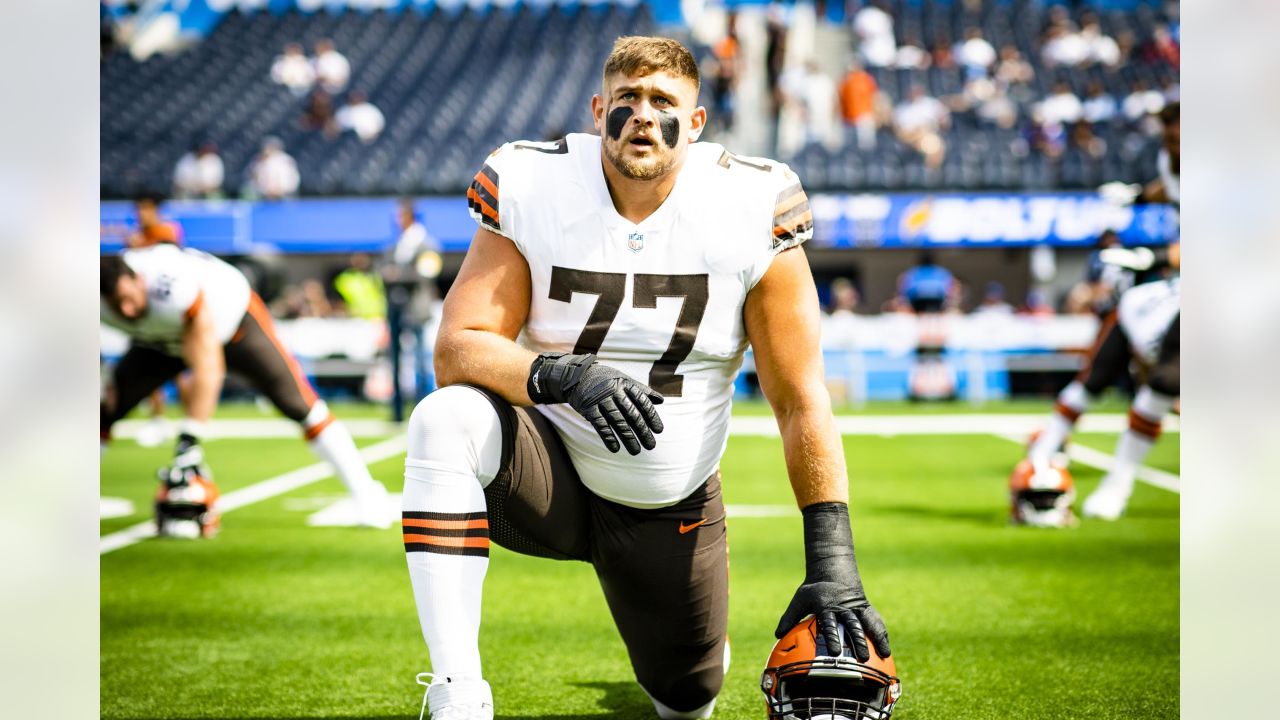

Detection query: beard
xmin=603 ymin=138 xmax=676 ymax=181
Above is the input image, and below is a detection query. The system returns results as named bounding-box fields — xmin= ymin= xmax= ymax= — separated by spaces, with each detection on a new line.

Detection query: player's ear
xmin=687 ymin=106 xmax=707 ymax=143
xmin=591 ymin=95 xmax=606 ymax=133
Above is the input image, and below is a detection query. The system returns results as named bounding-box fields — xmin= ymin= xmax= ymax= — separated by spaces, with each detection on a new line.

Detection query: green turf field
xmin=101 ymin=404 xmax=1178 ymax=719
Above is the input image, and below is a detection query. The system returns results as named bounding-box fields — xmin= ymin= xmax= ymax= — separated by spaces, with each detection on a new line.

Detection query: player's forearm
xmin=434 ymin=327 xmax=537 ymax=406
xmin=774 ymin=391 xmax=850 ymax=508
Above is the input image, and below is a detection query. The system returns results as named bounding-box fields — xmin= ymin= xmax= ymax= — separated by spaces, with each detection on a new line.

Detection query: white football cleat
xmin=135 ymin=416 xmax=175 ymax=448
xmin=354 ymin=481 xmax=393 ymax=529
xmin=1082 ymin=481 xmax=1131 ymax=521
xmin=417 ymin=673 xmax=493 ymax=720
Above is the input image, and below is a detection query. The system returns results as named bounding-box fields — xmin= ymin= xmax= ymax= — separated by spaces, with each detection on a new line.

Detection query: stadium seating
xmin=101 ymin=1 xmax=1175 ymax=197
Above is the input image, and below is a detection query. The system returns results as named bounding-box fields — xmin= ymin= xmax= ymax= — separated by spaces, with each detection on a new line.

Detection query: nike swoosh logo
xmin=678 ymin=519 xmax=707 ymax=535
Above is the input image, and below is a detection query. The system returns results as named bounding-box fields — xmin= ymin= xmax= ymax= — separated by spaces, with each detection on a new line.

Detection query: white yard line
xmin=111 ymin=414 xmax=1178 ymax=440
xmin=994 ymin=433 xmax=1180 ymax=494
xmin=104 ymin=414 xmax=1181 ymax=553
xmin=99 ymin=436 xmax=407 ymax=555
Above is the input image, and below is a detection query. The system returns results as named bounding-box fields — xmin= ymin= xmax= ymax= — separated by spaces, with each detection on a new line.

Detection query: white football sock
xmin=404 ymin=386 xmax=503 ymax=681
xmin=304 ymin=401 xmax=385 ymax=500
xmin=1030 ymin=381 xmax=1089 ymax=464
xmin=1098 ymin=387 xmax=1175 ymax=496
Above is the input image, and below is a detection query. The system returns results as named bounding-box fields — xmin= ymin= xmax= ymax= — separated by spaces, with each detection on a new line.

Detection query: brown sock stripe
xmin=402 ymin=511 xmax=489 ymax=556
xmin=1055 ymin=401 xmax=1083 ymax=423
xmin=1128 ymin=408 xmax=1163 ymax=440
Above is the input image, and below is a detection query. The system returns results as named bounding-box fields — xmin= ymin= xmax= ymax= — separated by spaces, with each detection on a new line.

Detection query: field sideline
xmin=101 ymin=401 xmax=1178 ymax=719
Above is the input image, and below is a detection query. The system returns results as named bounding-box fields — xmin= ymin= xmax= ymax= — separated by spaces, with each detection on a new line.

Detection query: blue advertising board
xmin=101 ymin=192 xmax=1176 ymax=256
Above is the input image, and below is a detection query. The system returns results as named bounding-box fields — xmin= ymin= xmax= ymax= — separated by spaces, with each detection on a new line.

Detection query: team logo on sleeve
xmin=626 ymin=231 xmax=645 ymax=253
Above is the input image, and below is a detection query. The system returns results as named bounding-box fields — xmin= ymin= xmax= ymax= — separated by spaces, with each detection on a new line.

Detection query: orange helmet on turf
xmin=1009 ymin=458 xmax=1076 ymax=528
xmin=762 ymin=616 xmax=901 ymax=720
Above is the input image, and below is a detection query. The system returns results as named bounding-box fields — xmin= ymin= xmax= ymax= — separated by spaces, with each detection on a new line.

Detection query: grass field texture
xmin=101 ymin=403 xmax=1178 ymax=719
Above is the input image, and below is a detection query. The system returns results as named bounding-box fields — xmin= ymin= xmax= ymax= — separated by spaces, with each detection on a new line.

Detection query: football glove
xmin=527 ymin=352 xmax=664 ymax=455
xmin=775 ymin=502 xmax=891 ymax=663
xmin=162 ymin=432 xmax=209 ymax=485
xmin=1098 ymin=246 xmax=1157 ymax=271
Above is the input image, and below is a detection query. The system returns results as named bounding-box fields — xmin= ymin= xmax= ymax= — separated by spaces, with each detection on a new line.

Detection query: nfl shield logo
xmin=626 ymin=231 xmax=645 ymax=253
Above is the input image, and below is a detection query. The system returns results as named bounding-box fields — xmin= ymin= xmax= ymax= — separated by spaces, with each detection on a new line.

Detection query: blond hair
xmin=602 ymin=36 xmax=700 ymax=91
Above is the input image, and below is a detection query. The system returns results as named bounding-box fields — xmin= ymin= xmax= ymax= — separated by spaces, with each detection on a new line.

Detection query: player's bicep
xmin=439 ymin=226 xmax=531 ymax=342
xmin=744 ymin=246 xmax=827 ymax=412
xmin=181 ymin=293 xmax=221 ymax=364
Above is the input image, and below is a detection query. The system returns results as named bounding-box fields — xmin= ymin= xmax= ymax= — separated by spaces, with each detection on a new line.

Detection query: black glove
xmin=775 ymin=502 xmax=891 ymax=662
xmin=161 ymin=432 xmax=209 ymax=486
xmin=527 ymin=352 xmax=664 ymax=455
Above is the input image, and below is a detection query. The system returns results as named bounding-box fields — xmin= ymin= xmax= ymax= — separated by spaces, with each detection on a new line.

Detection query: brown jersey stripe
xmin=472 ymin=168 xmax=499 ymax=209
xmin=773 ymin=184 xmax=807 ymax=217
xmin=403 ymin=511 xmax=488 ymax=521
xmin=404 ymin=543 xmax=490 ymax=557
xmin=773 ymin=210 xmax=814 ymax=237
xmin=402 ymin=517 xmax=490 ymax=530
xmin=1128 ymin=408 xmax=1163 ymax=439
xmin=467 ymin=187 xmax=500 ymax=230
xmin=773 ymin=197 xmax=812 ymax=227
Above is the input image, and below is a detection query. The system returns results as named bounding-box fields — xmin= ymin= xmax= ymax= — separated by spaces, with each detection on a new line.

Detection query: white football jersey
xmin=1118 ymin=276 xmax=1179 ymax=366
xmin=467 ymin=133 xmax=812 ymax=508
xmin=101 ymin=244 xmax=252 ymax=355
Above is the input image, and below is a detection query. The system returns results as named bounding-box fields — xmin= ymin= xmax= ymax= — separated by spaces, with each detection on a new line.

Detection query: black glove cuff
xmin=528 ymin=352 xmax=597 ymax=404
xmin=1151 ymin=246 xmax=1171 ymax=268
xmin=801 ymin=502 xmax=857 ymax=579
xmin=175 ymin=432 xmax=200 ymax=455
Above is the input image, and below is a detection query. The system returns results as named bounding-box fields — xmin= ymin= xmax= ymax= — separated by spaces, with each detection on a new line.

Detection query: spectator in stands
xmin=1082 ymin=82 xmax=1118 ymax=124
xmin=271 ymin=42 xmax=315 ymax=96
xmin=930 ymin=29 xmax=955 ymax=69
xmin=1147 ymin=24 xmax=1179 ymax=68
xmin=313 ymin=38 xmax=351 ymax=94
xmin=1069 ymin=121 xmax=1107 ymax=162
xmin=995 ymin=45 xmax=1035 ymax=103
xmin=333 ymin=253 xmax=386 ymax=321
xmin=1039 ymin=80 xmax=1084 ymax=126
xmin=976 ymin=83 xmax=1018 ymax=129
xmin=299 ymin=89 xmax=337 ymax=136
xmin=1041 ymin=21 xmax=1089 ymax=68
xmin=172 ymin=142 xmax=225 ymax=200
xmin=336 ymin=90 xmax=386 ymax=143
xmin=853 ymin=0 xmax=896 ymax=68
xmin=897 ymin=251 xmax=955 ymax=313
xmin=1160 ymin=76 xmax=1180 ymax=103
xmin=894 ymin=84 xmax=949 ymax=170
xmin=1019 ymin=289 xmax=1056 ymax=318
xmin=247 ymin=137 xmax=300 ymax=200
xmin=802 ymin=61 xmax=840 ymax=149
xmin=1122 ymin=79 xmax=1166 ymax=122
xmin=954 ymin=27 xmax=997 ymax=77
xmin=894 ymin=34 xmax=931 ymax=70
xmin=826 ymin=277 xmax=861 ymax=316
xmin=1081 ymin=17 xmax=1121 ymax=67
xmin=273 ymin=278 xmax=340 ymax=320
xmin=838 ymin=58 xmax=879 ymax=151
xmin=765 ymin=3 xmax=789 ymax=125
xmin=708 ymin=14 xmax=742 ymax=134
xmin=1024 ymin=106 xmax=1067 ymax=160
xmin=972 ymin=282 xmax=1014 ymax=316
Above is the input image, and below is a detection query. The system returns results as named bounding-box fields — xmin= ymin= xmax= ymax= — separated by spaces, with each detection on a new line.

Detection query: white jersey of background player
xmin=468 ymin=133 xmax=810 ymax=507
xmin=100 ymin=244 xmax=250 ymax=355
